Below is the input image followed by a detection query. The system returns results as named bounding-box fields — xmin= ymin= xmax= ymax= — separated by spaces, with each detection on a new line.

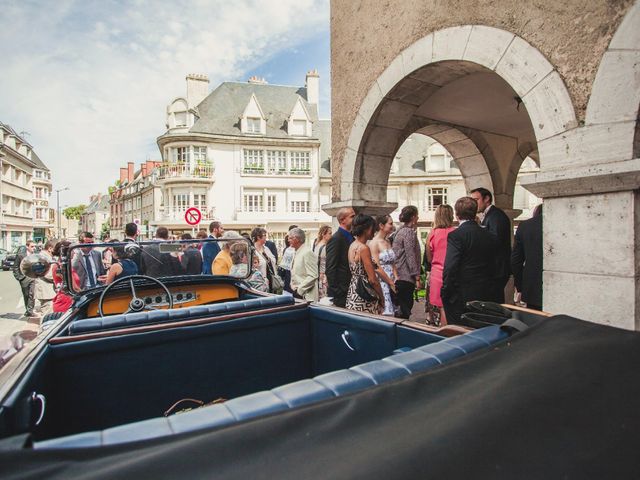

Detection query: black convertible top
xmin=2 ymin=315 xmax=639 ymax=479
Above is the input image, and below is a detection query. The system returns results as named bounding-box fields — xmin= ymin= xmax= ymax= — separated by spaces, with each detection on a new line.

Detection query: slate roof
xmin=189 ymin=82 xmax=320 ymax=139
xmin=30 ymin=150 xmax=49 ymax=171
xmin=1 ymin=121 xmax=49 ymax=170
xmin=392 ymin=134 xmax=457 ymax=176
xmin=85 ymin=194 xmax=110 ymax=214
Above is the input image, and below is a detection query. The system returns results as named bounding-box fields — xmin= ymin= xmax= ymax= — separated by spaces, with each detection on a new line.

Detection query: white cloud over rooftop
xmin=0 ymin=0 xmax=329 ymax=204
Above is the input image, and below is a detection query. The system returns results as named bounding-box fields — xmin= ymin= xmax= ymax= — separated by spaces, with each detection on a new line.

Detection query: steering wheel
xmin=98 ymin=275 xmax=174 ymax=317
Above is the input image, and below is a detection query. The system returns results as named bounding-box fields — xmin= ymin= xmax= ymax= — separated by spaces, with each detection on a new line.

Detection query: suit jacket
xmin=441 ymin=221 xmax=496 ymax=309
xmin=291 ymin=243 xmax=319 ymax=302
xmin=72 ymin=250 xmax=106 ymax=289
xmin=482 ymin=205 xmax=512 ymax=280
xmin=325 ymin=228 xmax=352 ymax=304
xmin=181 ymin=247 xmax=203 ymax=275
xmin=201 ymin=237 xmax=221 ymax=275
xmin=141 ymin=244 xmax=183 ymax=278
xmin=511 ymin=214 xmax=543 ymax=307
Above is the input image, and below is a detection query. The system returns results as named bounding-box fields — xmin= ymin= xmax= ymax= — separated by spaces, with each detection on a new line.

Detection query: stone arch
xmin=335 ymin=25 xmax=577 ymax=213
xmin=585 ymin=1 xmax=640 ymax=159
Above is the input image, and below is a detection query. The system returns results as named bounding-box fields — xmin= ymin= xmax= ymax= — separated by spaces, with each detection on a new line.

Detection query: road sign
xmin=184 ymin=207 xmax=202 ymax=226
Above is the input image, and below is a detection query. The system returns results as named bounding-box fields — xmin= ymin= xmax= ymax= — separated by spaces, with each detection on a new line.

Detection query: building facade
xmin=155 ymin=72 xmax=333 ymax=242
xmin=80 ymin=193 xmax=109 ymax=239
xmin=0 ymin=122 xmax=53 ymax=249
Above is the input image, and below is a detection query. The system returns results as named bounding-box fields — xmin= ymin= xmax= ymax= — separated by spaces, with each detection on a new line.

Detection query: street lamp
xmin=56 ymin=187 xmax=69 ymax=239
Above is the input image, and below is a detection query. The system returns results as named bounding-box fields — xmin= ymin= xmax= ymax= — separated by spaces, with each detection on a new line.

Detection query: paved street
xmin=0 ymin=271 xmax=39 ymax=343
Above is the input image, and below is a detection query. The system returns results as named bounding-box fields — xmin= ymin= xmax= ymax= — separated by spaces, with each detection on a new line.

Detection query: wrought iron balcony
xmin=157 ymin=162 xmax=214 ymax=181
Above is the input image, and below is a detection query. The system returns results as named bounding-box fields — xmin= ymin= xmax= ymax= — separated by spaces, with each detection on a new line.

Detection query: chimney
xmin=119 ymin=168 xmax=128 ymax=184
xmin=186 ymin=73 xmax=210 ymax=108
xmin=127 ymin=162 xmax=134 ymax=182
xmin=141 ymin=164 xmax=147 ymax=177
xmin=247 ymin=76 xmax=268 ymax=85
xmin=305 ymin=69 xmax=319 ymax=105
xmin=146 ymin=160 xmax=157 ymax=173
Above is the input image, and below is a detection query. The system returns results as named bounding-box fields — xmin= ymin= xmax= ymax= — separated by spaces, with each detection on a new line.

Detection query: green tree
xmin=63 ymin=204 xmax=86 ymax=220
xmin=100 ymin=221 xmax=110 ymax=240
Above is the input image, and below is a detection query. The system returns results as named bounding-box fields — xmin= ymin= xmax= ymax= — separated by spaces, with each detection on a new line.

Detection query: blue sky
xmin=0 ymin=0 xmax=330 ymax=205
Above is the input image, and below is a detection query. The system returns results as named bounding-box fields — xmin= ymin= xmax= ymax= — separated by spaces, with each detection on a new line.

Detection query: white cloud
xmin=0 ymin=0 xmax=329 ymax=205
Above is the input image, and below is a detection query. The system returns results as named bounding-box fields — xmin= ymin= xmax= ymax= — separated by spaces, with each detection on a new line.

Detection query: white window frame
xmin=243 ymin=193 xmax=264 ymax=212
xmin=290 ymin=151 xmax=310 ymax=175
xmin=243 ymin=149 xmax=265 ymax=174
xmin=246 ymin=117 xmax=262 ymax=134
xmin=290 ymin=200 xmax=310 ymax=213
xmin=267 ymin=150 xmax=287 ymax=175
xmin=427 ymin=187 xmax=448 ymax=211
xmin=266 ymin=194 xmax=277 ymax=213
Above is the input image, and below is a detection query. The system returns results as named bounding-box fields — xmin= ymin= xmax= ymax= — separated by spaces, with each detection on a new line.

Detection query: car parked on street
xmin=1 ymin=245 xmax=26 ymax=271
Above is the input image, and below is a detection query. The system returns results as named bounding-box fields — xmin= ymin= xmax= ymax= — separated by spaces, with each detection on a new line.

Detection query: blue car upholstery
xmin=68 ymin=294 xmax=295 ymax=335
xmin=35 ymin=325 xmax=509 ymax=449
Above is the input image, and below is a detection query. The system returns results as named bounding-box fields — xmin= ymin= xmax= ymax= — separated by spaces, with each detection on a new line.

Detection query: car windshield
xmin=65 ymin=237 xmax=253 ymax=294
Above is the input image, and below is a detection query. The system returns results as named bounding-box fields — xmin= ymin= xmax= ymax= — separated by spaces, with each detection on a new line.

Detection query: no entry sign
xmin=184 ymin=207 xmax=202 ymax=226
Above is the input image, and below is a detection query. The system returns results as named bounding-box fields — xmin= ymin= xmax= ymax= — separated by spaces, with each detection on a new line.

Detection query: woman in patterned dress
xmin=346 ymin=214 xmax=384 ymax=314
xmin=370 ymin=214 xmax=398 ymax=316
xmin=313 ymin=225 xmax=332 ymax=300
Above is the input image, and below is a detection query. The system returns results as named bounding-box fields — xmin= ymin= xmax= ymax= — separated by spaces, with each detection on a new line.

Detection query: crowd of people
xmin=12 ymin=187 xmax=543 ymax=325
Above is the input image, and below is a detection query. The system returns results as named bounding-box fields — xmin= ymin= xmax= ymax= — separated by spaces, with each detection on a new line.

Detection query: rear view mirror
xmin=20 ymin=254 xmax=53 ymax=278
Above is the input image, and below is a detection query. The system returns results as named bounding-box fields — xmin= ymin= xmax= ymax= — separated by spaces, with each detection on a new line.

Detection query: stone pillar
xmin=522 ymin=174 xmax=640 ymax=331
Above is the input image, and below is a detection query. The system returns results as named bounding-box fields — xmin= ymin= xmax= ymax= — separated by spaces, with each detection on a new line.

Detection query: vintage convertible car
xmin=0 ymin=238 xmax=638 ymax=479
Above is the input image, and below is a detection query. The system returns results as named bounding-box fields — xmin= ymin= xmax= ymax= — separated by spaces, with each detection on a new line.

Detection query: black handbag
xmin=356 ymin=276 xmax=378 ymax=302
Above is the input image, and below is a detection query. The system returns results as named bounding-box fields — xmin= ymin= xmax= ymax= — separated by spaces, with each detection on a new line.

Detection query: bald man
xmin=325 ymin=207 xmax=356 ymax=307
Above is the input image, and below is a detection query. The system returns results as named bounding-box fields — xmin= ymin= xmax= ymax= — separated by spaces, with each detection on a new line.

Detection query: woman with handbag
xmin=251 ymin=227 xmax=282 ymax=294
xmin=346 ymin=214 xmax=384 ymax=314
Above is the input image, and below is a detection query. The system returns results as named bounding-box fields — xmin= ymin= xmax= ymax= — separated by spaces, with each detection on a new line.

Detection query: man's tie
xmin=85 ymin=255 xmax=96 ymax=287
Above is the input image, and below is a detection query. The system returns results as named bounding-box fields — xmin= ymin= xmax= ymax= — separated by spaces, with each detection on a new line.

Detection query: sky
xmin=0 ymin=0 xmax=330 ymax=206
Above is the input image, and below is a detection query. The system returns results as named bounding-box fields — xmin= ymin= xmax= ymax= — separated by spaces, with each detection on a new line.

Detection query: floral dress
xmin=378 ymin=248 xmax=397 ymax=316
xmin=346 ymin=255 xmax=379 ymax=314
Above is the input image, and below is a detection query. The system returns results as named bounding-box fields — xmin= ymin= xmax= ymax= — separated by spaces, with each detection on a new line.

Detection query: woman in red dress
xmin=51 ymin=240 xmax=80 ymax=313
xmin=426 ymin=205 xmax=455 ymax=326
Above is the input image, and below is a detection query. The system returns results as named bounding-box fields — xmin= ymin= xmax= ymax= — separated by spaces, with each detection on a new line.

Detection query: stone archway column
xmin=522 ymin=177 xmax=640 ymax=331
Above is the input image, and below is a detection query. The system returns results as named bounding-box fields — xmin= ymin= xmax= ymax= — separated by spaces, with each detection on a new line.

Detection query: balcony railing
xmin=157 ymin=162 xmax=214 ymax=180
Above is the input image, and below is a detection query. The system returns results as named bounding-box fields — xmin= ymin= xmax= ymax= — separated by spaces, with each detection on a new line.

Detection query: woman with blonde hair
xmin=426 ymin=204 xmax=455 ymax=325
xmin=313 ymin=225 xmax=332 ymax=299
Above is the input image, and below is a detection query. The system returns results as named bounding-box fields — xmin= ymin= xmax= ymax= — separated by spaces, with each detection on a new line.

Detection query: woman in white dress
xmin=369 ymin=214 xmax=398 ymax=316
xmin=251 ymin=227 xmax=278 ymax=292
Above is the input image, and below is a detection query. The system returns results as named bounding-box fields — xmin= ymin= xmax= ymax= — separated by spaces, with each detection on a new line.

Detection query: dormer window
xmin=241 ymin=94 xmax=266 ymax=135
xmin=287 ymin=97 xmax=312 ymax=137
xmin=246 ymin=117 xmax=262 ymax=134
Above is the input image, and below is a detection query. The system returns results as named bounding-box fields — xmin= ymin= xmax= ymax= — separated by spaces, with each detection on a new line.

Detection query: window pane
xmin=428 ymin=154 xmax=446 ymax=172
xmin=243 ymin=149 xmax=264 ymax=173
xmin=427 ymin=187 xmax=448 ymax=211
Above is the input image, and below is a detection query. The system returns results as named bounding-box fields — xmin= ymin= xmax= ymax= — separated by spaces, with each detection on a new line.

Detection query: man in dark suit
xmin=511 ymin=204 xmax=543 ymax=311
xmin=201 ymin=221 xmax=224 ymax=275
xmin=470 ymin=187 xmax=512 ymax=303
xmin=141 ymin=227 xmax=184 ymax=278
xmin=72 ymin=232 xmax=106 ymax=289
xmin=325 ymin=207 xmax=356 ymax=308
xmin=441 ymin=197 xmax=496 ymax=325
xmin=123 ymin=222 xmax=143 ymax=271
